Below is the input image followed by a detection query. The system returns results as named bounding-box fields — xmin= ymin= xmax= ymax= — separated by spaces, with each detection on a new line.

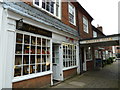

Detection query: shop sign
xmin=16 ymin=21 xmax=52 ymax=37
xmin=80 ymin=37 xmax=113 ymax=44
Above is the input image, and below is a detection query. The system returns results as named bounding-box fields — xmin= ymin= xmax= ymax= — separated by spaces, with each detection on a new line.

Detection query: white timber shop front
xmin=0 ymin=2 xmax=80 ymax=89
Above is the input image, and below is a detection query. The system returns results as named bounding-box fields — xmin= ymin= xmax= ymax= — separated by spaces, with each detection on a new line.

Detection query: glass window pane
xmin=42 ymin=64 xmax=46 ymax=72
xmin=24 ymin=35 xmax=30 ymax=44
xmin=16 ymin=44 xmax=22 ymax=54
xmin=15 ymin=55 xmax=22 ymax=65
xmin=31 ymin=36 xmax=36 ymax=45
xmin=30 ymin=55 xmax=35 ymax=64
xmin=14 ymin=66 xmax=21 ymax=77
xmin=30 ymin=65 xmax=35 ymax=74
xmin=16 ymin=33 xmax=23 ymax=43
xmin=37 ymin=38 xmax=41 ymax=46
xmin=36 ymin=64 xmax=41 ymax=73
xmin=24 ymin=45 xmax=30 ymax=54
xmin=35 ymin=0 xmax=39 ymax=6
xmin=23 ymin=55 xmax=29 ymax=64
xmin=37 ymin=55 xmax=41 ymax=63
xmin=31 ymin=46 xmax=35 ymax=54
xmin=23 ymin=65 xmax=29 ymax=75
xmin=37 ymin=46 xmax=41 ymax=54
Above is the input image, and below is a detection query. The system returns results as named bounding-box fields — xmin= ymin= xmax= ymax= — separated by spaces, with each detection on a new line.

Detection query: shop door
xmin=52 ymin=44 xmax=62 ymax=81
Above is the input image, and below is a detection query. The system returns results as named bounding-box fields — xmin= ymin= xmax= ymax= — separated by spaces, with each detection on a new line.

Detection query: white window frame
xmin=13 ymin=30 xmax=52 ymax=82
xmin=68 ymin=3 xmax=76 ymax=25
xmin=62 ymin=43 xmax=77 ymax=70
xmin=93 ymin=31 xmax=97 ymax=38
xmin=33 ymin=0 xmax=61 ymax=19
xmin=86 ymin=47 xmax=92 ymax=61
xmin=83 ymin=16 xmax=89 ymax=33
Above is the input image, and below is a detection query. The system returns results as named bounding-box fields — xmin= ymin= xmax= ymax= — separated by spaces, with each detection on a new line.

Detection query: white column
xmin=0 ymin=8 xmax=16 ymax=88
xmin=76 ymin=43 xmax=80 ymax=74
xmin=0 ymin=3 xmax=3 ymax=90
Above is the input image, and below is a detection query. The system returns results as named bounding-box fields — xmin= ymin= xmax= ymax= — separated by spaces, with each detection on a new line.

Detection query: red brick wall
xmin=13 ymin=74 xmax=51 ymax=88
xmin=78 ymin=9 xmax=93 ymax=39
xmin=63 ymin=68 xmax=77 ymax=79
xmin=61 ymin=2 xmax=78 ymax=31
xmin=86 ymin=61 xmax=94 ymax=71
xmin=21 ymin=1 xmax=78 ymax=31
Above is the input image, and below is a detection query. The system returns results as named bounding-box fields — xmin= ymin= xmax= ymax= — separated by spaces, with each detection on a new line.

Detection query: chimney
xmin=97 ymin=26 xmax=103 ymax=32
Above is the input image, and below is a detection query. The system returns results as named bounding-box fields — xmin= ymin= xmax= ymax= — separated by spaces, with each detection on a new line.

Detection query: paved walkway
xmin=51 ymin=60 xmax=119 ymax=88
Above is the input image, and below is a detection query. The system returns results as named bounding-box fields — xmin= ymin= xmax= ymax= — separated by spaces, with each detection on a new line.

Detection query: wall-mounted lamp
xmin=16 ymin=18 xmax=23 ymax=30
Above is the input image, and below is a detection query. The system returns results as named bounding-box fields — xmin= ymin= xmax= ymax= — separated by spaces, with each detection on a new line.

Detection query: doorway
xmin=52 ymin=44 xmax=63 ymax=84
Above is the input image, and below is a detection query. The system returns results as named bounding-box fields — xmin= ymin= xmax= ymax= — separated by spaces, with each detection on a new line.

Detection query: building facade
xmin=0 ymin=0 xmax=119 ymax=89
xmin=0 ymin=0 xmax=81 ymax=88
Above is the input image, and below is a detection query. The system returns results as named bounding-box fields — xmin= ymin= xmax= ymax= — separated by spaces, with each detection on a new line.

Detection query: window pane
xmin=23 ymin=65 xmax=29 ymax=75
xmin=31 ymin=36 xmax=36 ymax=45
xmin=36 ymin=64 xmax=41 ymax=73
xmin=35 ymin=0 xmax=39 ymax=6
xmin=30 ymin=55 xmax=35 ymax=64
xmin=15 ymin=55 xmax=22 ymax=65
xmin=37 ymin=55 xmax=41 ymax=63
xmin=16 ymin=33 xmax=23 ymax=43
xmin=69 ymin=4 xmax=75 ymax=24
xmin=31 ymin=46 xmax=35 ymax=54
xmin=24 ymin=45 xmax=30 ymax=54
xmin=14 ymin=66 xmax=21 ymax=77
xmin=42 ymin=64 xmax=46 ymax=72
xmin=30 ymin=65 xmax=35 ymax=74
xmin=16 ymin=44 xmax=22 ymax=54
xmin=23 ymin=55 xmax=29 ymax=64
xmin=24 ymin=35 xmax=30 ymax=44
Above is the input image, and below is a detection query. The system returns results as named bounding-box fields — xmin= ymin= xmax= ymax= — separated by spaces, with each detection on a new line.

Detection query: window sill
xmin=12 ymin=71 xmax=52 ymax=83
xmin=69 ymin=21 xmax=76 ymax=26
xmin=63 ymin=66 xmax=77 ymax=71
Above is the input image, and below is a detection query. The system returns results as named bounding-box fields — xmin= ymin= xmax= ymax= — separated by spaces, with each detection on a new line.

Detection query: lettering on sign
xmin=16 ymin=21 xmax=52 ymax=37
xmin=80 ymin=38 xmax=113 ymax=44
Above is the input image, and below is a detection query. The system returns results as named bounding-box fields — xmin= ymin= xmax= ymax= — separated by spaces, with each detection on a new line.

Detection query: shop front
xmin=0 ymin=2 xmax=80 ymax=88
xmin=80 ymin=34 xmax=120 ymax=71
xmin=52 ymin=33 xmax=79 ymax=83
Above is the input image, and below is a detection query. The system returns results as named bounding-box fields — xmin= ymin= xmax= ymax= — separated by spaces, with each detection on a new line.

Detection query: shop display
xmin=63 ymin=43 xmax=76 ymax=68
xmin=14 ymin=33 xmax=51 ymax=77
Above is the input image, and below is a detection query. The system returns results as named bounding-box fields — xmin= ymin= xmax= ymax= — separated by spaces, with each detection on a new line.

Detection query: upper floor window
xmin=83 ymin=16 xmax=88 ymax=33
xmin=68 ymin=3 xmax=76 ymax=25
xmin=93 ymin=31 xmax=97 ymax=37
xmin=33 ymin=0 xmax=61 ymax=18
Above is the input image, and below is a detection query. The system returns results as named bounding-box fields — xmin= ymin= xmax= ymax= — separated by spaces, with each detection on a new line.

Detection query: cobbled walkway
xmin=51 ymin=60 xmax=119 ymax=88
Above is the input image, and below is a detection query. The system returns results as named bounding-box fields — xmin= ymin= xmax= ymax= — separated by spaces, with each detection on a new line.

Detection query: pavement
xmin=51 ymin=60 xmax=119 ymax=88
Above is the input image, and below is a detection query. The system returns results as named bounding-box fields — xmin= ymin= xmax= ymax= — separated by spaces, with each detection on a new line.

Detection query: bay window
xmin=33 ymin=0 xmax=61 ymax=18
xmin=63 ymin=43 xmax=77 ymax=68
xmin=14 ymin=32 xmax=51 ymax=77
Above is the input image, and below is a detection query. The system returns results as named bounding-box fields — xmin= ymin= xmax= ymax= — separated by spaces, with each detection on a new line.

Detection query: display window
xmin=14 ymin=32 xmax=51 ymax=77
xmin=63 ymin=43 xmax=77 ymax=68
xmin=86 ymin=47 xmax=92 ymax=60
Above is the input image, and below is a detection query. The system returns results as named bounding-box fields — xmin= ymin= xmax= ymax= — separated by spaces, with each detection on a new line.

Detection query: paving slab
xmin=51 ymin=60 xmax=119 ymax=88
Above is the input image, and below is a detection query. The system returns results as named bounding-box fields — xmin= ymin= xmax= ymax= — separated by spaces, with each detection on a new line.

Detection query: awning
xmin=80 ymin=34 xmax=120 ymax=47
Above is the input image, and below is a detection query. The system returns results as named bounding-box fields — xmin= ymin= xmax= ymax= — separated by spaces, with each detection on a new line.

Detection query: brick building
xmin=0 ymin=0 xmax=119 ymax=89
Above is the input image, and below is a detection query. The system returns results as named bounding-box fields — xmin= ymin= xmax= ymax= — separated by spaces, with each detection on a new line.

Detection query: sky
xmin=78 ymin=0 xmax=119 ymax=35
